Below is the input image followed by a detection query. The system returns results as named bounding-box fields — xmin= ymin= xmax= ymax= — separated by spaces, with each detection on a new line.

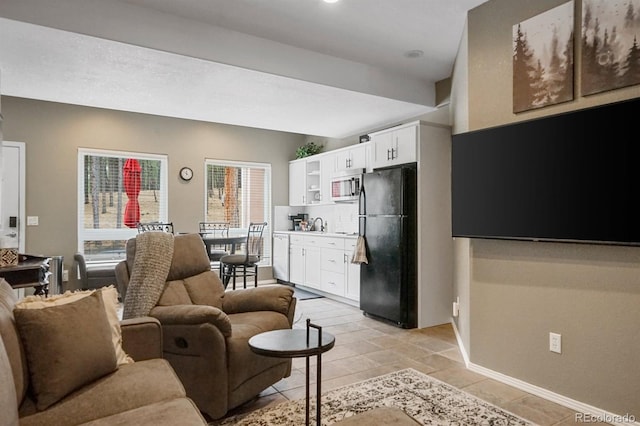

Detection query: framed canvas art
xmin=513 ymin=1 xmax=574 ymax=113
xmin=582 ymin=0 xmax=640 ymax=95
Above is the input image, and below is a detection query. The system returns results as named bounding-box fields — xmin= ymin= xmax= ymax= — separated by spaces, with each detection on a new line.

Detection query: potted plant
xmin=295 ymin=142 xmax=323 ymax=159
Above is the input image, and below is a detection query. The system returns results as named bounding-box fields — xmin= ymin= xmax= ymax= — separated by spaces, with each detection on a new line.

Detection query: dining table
xmin=198 ymin=234 xmax=246 ymax=256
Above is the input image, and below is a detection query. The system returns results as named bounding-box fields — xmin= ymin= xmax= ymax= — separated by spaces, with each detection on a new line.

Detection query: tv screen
xmin=451 ymin=97 xmax=640 ymax=246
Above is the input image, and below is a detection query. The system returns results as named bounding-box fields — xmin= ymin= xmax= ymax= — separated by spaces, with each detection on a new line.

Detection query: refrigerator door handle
xmin=358 ymin=182 xmax=366 ymax=215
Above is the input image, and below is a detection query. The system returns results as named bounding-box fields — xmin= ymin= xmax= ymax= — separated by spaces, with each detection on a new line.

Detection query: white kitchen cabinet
xmin=289 ymin=240 xmax=305 ymax=285
xmin=289 ymin=155 xmax=334 ymax=206
xmin=305 ymin=159 xmax=322 ymax=205
xmin=344 ymin=238 xmax=360 ymax=301
xmin=335 ymin=144 xmax=367 ymax=172
xmin=289 ymin=160 xmax=306 ymax=206
xmin=370 ymin=123 xmax=417 ymax=169
xmin=289 ymin=234 xmax=321 ymax=290
xmin=320 ymin=240 xmax=346 ymax=296
xmin=319 ymin=153 xmax=335 ymax=205
xmin=286 ymin=234 xmax=360 ymax=301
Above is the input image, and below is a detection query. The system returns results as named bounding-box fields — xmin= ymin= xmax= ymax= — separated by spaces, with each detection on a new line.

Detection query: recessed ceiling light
xmin=324 ymin=0 xmax=339 ymax=3
xmin=404 ymin=49 xmax=424 ymax=59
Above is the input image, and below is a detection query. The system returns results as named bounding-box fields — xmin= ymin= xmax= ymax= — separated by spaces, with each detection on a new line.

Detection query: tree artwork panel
xmin=582 ymin=0 xmax=640 ymax=95
xmin=513 ymin=1 xmax=574 ymax=113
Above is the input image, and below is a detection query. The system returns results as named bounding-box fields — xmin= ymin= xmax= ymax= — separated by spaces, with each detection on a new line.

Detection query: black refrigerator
xmin=359 ymin=164 xmax=417 ymax=329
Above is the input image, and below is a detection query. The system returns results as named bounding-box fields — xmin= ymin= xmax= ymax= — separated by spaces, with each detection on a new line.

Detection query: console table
xmin=0 ymin=254 xmax=51 ymax=295
xmin=248 ymin=320 xmax=335 ymax=426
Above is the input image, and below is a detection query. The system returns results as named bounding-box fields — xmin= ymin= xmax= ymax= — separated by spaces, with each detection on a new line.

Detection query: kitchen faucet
xmin=312 ymin=217 xmax=325 ymax=232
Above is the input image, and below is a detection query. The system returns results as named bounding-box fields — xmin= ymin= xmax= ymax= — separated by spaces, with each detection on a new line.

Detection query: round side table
xmin=248 ymin=321 xmax=335 ymax=426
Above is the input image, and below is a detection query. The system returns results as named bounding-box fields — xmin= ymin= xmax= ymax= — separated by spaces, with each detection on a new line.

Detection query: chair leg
xmin=254 ymin=264 xmax=258 ymax=287
xmin=243 ymin=265 xmax=247 ymax=289
xmin=232 ymin=266 xmax=237 ymax=290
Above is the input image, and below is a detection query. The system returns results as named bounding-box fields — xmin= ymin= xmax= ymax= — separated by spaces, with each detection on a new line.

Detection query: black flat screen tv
xmin=451 ymin=97 xmax=640 ymax=246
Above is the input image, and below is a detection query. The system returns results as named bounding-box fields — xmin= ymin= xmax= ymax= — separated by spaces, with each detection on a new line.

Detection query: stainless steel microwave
xmin=330 ymin=172 xmax=362 ymax=202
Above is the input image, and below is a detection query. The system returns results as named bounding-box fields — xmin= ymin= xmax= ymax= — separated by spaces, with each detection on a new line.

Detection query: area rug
xmin=215 ymin=368 xmax=534 ymax=425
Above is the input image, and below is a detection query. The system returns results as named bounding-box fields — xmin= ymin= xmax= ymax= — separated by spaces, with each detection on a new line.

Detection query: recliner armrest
xmin=120 ymin=316 xmax=162 ymax=361
xmin=150 ymin=305 xmax=232 ymax=337
xmin=223 ymin=285 xmax=295 ymax=318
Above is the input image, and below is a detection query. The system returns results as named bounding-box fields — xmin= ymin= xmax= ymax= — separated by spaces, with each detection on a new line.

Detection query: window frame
xmin=203 ymin=158 xmax=272 ymax=266
xmin=77 ymin=148 xmax=169 ymax=261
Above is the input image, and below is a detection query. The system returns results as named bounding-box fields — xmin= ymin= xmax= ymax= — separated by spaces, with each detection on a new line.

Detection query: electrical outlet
xmin=549 ymin=332 xmax=562 ymax=353
xmin=452 ymin=297 xmax=460 ymax=317
xmin=62 ymin=269 xmax=69 ymax=282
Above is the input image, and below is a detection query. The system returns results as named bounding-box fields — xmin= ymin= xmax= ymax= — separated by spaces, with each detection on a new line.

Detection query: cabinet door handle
xmin=387 ymin=149 xmax=391 ymax=160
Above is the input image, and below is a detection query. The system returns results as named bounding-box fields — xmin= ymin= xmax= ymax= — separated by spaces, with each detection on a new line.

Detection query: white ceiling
xmin=0 ymin=0 xmax=488 ymax=138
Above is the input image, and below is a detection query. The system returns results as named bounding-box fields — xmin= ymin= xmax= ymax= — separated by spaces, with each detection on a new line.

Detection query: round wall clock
xmin=179 ymin=166 xmax=193 ymax=181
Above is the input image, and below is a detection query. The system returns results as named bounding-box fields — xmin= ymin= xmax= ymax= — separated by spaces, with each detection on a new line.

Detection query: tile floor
xmin=212 ymin=296 xmax=609 ymax=426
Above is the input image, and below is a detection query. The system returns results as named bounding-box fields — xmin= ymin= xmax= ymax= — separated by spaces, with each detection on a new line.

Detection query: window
xmin=205 ymin=159 xmax=271 ymax=265
xmin=78 ymin=148 xmax=168 ymax=262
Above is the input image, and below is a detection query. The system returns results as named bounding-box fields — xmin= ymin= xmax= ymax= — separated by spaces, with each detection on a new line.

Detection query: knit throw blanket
xmin=122 ymin=232 xmax=175 ymax=319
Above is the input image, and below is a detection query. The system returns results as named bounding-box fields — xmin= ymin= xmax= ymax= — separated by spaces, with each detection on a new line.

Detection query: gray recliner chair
xmin=115 ymin=233 xmax=297 ymax=419
xmin=73 ymin=252 xmax=117 ymax=291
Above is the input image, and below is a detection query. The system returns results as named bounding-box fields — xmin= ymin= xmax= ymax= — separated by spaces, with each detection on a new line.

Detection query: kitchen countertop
xmin=273 ymin=231 xmax=359 ymax=238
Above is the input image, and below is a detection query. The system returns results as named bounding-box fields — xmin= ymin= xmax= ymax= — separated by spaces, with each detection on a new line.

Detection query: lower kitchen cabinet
xmin=321 ymin=247 xmax=345 ymax=296
xmin=285 ymin=233 xmax=359 ymax=303
xmin=289 ymin=234 xmax=321 ymax=291
xmin=344 ymin=238 xmax=360 ymax=301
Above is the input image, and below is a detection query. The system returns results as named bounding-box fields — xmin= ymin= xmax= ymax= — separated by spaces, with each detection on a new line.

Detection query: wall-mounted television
xmin=451 ymin=97 xmax=640 ymax=246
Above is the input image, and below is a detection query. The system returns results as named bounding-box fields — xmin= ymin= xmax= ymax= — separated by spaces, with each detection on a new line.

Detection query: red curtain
xmin=123 ymin=159 xmax=141 ymax=228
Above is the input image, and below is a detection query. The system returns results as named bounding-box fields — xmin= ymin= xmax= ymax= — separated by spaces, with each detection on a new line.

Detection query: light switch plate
xmin=27 ymin=216 xmax=39 ymax=226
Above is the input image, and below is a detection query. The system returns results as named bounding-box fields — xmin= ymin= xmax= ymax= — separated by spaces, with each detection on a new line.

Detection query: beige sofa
xmin=0 ymin=280 xmax=207 ymax=426
xmin=115 ymin=232 xmax=297 ymax=419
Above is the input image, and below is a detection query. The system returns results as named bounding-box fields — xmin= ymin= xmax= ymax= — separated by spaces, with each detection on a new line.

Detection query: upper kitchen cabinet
xmin=289 ymin=154 xmax=334 ymax=206
xmin=319 ymin=153 xmax=335 ymax=204
xmin=335 ymin=143 xmax=367 ymax=172
xmin=370 ymin=122 xmax=418 ymax=169
xmin=289 ymin=160 xmax=306 ymax=206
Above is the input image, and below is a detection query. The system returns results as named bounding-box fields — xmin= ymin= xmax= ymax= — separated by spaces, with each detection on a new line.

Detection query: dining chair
xmin=219 ymin=222 xmax=267 ymax=290
xmin=137 ymin=222 xmax=174 ymax=234
xmin=198 ymin=221 xmax=230 ymax=263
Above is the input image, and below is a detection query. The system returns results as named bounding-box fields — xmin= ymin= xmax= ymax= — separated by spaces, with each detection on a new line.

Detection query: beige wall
xmin=2 ymin=96 xmax=304 ymax=289
xmin=453 ymin=0 xmax=640 ymax=417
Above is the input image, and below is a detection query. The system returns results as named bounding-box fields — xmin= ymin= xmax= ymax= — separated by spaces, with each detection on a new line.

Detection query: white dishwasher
xmin=272 ymin=232 xmax=290 ymax=282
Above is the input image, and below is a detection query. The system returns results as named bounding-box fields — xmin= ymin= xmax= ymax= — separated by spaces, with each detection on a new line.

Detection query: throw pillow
xmin=14 ymin=291 xmax=117 ymax=410
xmin=15 ymin=286 xmax=134 ymax=365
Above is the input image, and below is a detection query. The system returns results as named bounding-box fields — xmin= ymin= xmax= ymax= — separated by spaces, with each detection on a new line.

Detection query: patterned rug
xmin=215 ymin=368 xmax=535 ymax=425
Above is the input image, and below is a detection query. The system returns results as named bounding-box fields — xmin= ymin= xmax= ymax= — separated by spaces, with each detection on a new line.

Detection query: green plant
xmin=295 ymin=142 xmax=323 ymax=159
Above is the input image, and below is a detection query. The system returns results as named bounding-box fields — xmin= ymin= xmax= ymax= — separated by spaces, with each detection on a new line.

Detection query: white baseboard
xmin=450 ymin=319 xmax=637 ymax=426
xmin=450 ymin=318 xmax=470 ymax=367
xmin=468 ymin=363 xmax=638 ymax=426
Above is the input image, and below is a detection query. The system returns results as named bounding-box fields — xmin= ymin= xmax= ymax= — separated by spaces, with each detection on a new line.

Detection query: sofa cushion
xmin=14 ymin=291 xmax=117 ymax=410
xmin=0 ymin=279 xmax=29 ymax=406
xmin=77 ymin=397 xmax=206 ymax=426
xmin=15 ymin=286 xmax=133 ymax=366
xmin=0 ymin=335 xmax=19 ymax=426
xmin=19 ymin=359 xmax=188 ymax=426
